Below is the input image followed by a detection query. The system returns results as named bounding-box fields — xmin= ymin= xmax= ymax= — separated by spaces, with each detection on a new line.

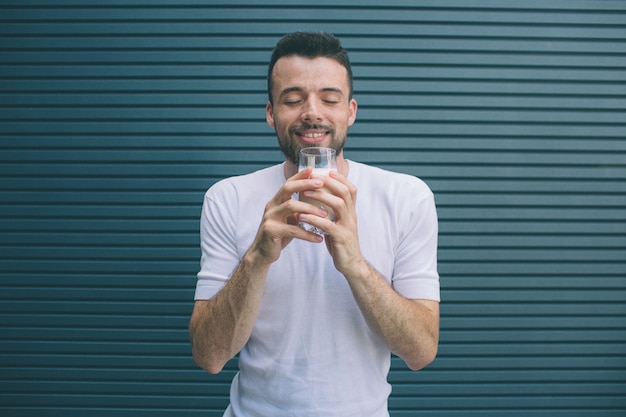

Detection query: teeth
xmin=303 ymin=132 xmax=325 ymax=138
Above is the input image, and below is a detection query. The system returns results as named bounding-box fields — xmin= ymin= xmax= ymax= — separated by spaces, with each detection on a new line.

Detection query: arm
xmin=298 ymin=171 xmax=439 ymax=370
xmin=339 ymin=260 xmax=439 ymax=370
xmin=189 ymin=251 xmax=271 ymax=374
xmin=189 ymin=168 xmax=326 ymax=374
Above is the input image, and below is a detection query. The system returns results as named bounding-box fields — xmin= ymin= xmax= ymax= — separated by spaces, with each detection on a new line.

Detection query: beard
xmin=276 ymin=123 xmax=347 ymax=165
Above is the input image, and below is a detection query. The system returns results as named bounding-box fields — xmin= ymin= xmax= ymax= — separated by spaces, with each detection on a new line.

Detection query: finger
xmin=308 ymin=177 xmax=354 ymax=221
xmin=299 ymin=189 xmax=340 ymax=216
xmin=297 ymin=213 xmax=335 ymax=236
xmin=295 ymin=224 xmax=325 ymax=243
xmin=270 ymin=170 xmax=323 ymax=207
xmin=328 ymin=171 xmax=357 ymax=200
xmin=265 ymin=197 xmax=329 ymax=232
xmin=288 ymin=166 xmax=313 ymax=181
xmin=263 ymin=216 xmax=323 ymax=244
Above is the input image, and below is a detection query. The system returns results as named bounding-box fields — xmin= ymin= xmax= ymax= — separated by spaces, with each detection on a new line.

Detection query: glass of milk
xmin=298 ymin=147 xmax=337 ymax=235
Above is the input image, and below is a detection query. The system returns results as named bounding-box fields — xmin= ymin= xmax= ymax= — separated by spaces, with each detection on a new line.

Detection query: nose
xmin=301 ymin=99 xmax=322 ymax=122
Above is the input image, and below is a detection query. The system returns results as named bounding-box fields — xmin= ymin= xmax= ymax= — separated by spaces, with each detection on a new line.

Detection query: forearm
xmin=189 ymin=252 xmax=270 ymax=374
xmin=344 ymin=260 xmax=439 ymax=370
xmin=189 ymin=169 xmax=326 ymax=374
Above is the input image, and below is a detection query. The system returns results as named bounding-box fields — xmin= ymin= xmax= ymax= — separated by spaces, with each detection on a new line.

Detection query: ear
xmin=266 ymin=101 xmax=275 ymax=128
xmin=348 ymin=98 xmax=358 ymax=126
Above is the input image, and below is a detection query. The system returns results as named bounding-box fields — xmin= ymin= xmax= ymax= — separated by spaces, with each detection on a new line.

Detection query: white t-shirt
xmin=196 ymin=161 xmax=439 ymax=417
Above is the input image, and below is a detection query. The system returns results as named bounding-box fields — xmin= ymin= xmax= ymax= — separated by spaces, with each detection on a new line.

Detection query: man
xmin=189 ymin=32 xmax=440 ymax=417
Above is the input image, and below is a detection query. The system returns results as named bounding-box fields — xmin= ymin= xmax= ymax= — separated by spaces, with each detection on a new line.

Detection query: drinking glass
xmin=298 ymin=147 xmax=337 ymax=235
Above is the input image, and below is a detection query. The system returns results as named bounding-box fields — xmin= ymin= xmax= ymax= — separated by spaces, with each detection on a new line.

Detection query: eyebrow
xmin=279 ymin=86 xmax=345 ymax=98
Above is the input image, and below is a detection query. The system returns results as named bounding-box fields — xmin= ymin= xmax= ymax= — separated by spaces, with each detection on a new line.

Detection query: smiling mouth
xmin=293 ymin=125 xmax=332 ymax=141
xmin=300 ymin=132 xmax=326 ymax=139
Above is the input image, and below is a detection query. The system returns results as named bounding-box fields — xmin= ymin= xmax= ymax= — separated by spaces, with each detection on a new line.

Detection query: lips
xmin=299 ymin=131 xmax=328 ymax=143
xmin=292 ymin=125 xmax=332 ymax=143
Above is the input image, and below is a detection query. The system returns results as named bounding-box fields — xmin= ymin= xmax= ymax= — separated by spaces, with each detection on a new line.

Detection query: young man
xmin=189 ymin=32 xmax=440 ymax=417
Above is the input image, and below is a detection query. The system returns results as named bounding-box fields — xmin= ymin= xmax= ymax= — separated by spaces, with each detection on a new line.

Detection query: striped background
xmin=1 ymin=1 xmax=625 ymax=416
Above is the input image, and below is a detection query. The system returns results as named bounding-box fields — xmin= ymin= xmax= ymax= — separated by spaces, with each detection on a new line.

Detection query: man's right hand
xmin=190 ymin=167 xmax=331 ymax=373
xmin=247 ymin=167 xmax=328 ymax=265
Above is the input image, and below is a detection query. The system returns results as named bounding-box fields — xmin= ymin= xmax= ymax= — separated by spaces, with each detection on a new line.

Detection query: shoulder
xmin=349 ymin=160 xmax=433 ymax=200
xmin=205 ymin=164 xmax=283 ymax=201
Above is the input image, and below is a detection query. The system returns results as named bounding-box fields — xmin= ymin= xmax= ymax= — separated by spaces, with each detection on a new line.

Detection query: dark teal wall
xmin=1 ymin=1 xmax=625 ymax=416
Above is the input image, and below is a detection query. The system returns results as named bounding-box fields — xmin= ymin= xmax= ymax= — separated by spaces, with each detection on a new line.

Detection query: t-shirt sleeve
xmin=194 ymin=182 xmax=239 ymax=300
xmin=391 ymin=180 xmax=440 ymax=301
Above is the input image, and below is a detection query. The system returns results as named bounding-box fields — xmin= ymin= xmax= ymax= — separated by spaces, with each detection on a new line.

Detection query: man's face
xmin=266 ymin=55 xmax=357 ymax=165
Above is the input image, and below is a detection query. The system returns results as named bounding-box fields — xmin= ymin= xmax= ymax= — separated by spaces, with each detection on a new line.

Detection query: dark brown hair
xmin=267 ymin=31 xmax=354 ymax=104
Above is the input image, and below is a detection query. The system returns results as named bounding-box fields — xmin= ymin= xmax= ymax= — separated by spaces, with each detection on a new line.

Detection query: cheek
xmin=272 ymin=116 xmax=286 ymax=131
xmin=273 ymin=113 xmax=294 ymax=131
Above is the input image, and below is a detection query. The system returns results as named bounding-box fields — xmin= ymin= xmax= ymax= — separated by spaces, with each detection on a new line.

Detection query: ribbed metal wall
xmin=1 ymin=1 xmax=625 ymax=416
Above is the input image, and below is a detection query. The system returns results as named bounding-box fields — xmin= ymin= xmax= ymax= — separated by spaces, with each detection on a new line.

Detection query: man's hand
xmin=190 ymin=167 xmax=334 ymax=374
xmin=250 ymin=167 xmax=329 ymax=264
xmin=297 ymin=170 xmax=364 ymax=275
xmin=296 ymin=170 xmax=439 ymax=370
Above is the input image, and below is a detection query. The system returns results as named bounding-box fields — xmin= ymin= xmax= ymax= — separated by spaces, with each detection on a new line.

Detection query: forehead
xmin=271 ymin=55 xmax=350 ymax=93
